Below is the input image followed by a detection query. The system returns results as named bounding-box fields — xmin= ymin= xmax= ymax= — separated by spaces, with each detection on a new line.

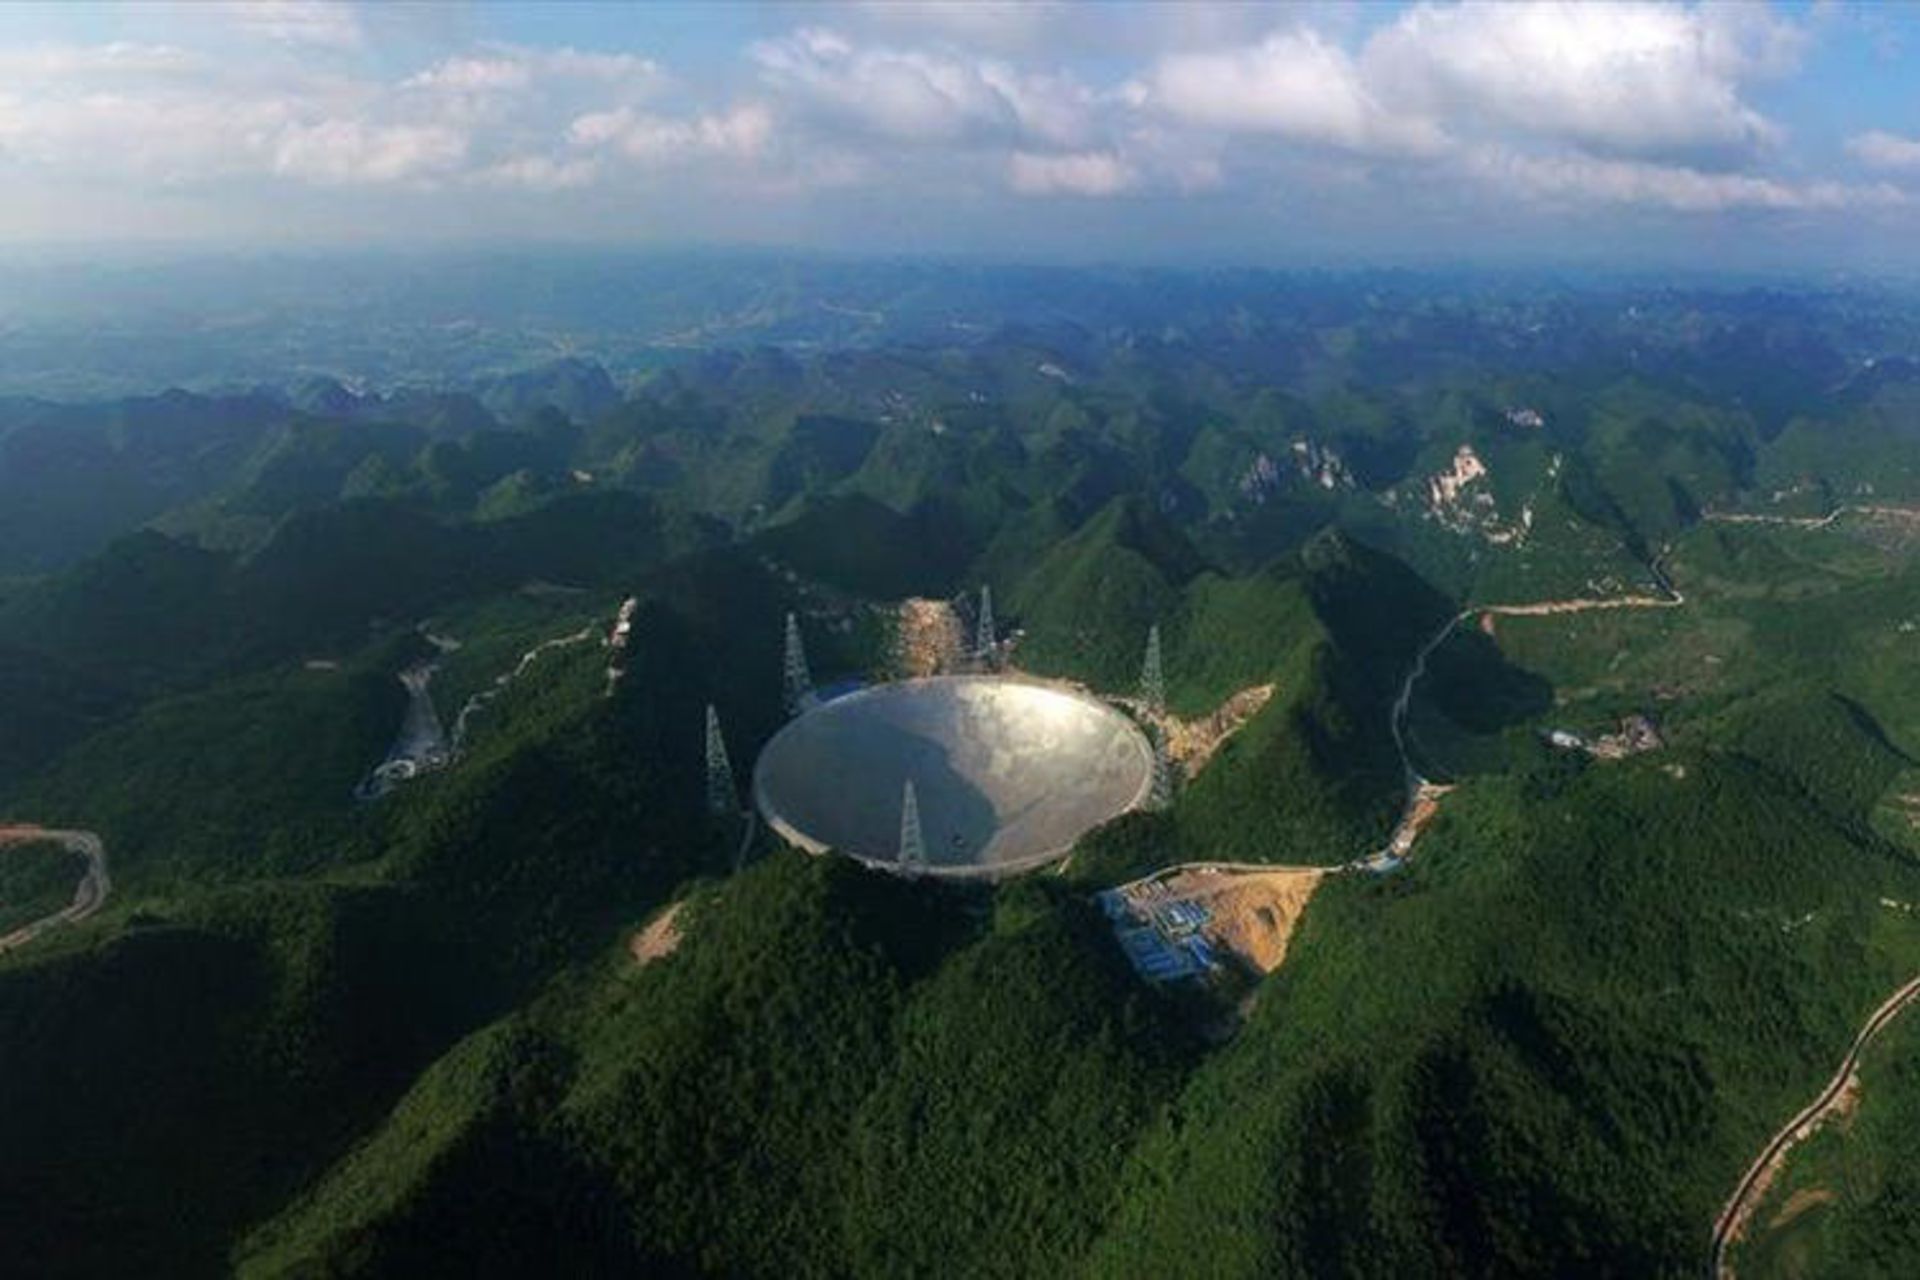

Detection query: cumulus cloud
xmin=271 ymin=120 xmax=466 ymax=185
xmin=1362 ymin=1 xmax=1793 ymax=166
xmin=0 ymin=1 xmax=1908 ymax=245
xmin=0 ymin=87 xmax=296 ymax=181
xmin=1849 ymin=130 xmax=1920 ymax=173
xmin=405 ymin=56 xmax=534 ymax=95
xmin=750 ymin=28 xmax=1099 ymax=149
xmin=405 ymin=47 xmax=661 ymax=95
xmin=0 ymin=30 xmax=700 ymax=192
xmin=1150 ymin=28 xmax=1447 ymax=156
xmin=0 ymin=42 xmax=204 ymax=79
xmin=569 ymin=104 xmax=772 ymax=164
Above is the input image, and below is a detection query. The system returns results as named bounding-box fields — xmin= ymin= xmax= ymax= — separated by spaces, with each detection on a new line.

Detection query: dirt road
xmin=1704 ymin=503 xmax=1920 ymax=532
xmin=1392 ymin=571 xmax=1687 ymax=791
xmin=0 ymin=825 xmax=110 ymax=953
xmin=448 ymin=624 xmax=598 ymax=750
xmin=1709 ymin=971 xmax=1920 ymax=1277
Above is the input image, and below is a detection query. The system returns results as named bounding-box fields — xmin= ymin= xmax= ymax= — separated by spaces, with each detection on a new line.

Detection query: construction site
xmin=1101 ymin=865 xmax=1329 ymax=983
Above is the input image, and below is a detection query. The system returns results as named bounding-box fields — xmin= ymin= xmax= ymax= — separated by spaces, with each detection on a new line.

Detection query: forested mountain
xmin=8 ymin=269 xmax=1920 ymax=1278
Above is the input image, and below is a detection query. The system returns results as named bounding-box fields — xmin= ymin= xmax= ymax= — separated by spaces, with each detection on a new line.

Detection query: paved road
xmin=0 ymin=825 xmax=110 ymax=953
xmin=1708 ymin=971 xmax=1920 ymax=1277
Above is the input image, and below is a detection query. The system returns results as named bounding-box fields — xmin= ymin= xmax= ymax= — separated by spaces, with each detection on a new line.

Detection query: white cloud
xmin=569 ymin=104 xmax=772 ymax=164
xmin=0 ymin=42 xmax=204 ymax=79
xmin=272 ymin=120 xmax=467 ymax=185
xmin=1361 ymin=1 xmax=1793 ymax=165
xmin=1150 ymin=29 xmax=1447 ymax=156
xmin=0 ymin=33 xmax=691 ymax=192
xmin=751 ymin=28 xmax=1098 ymax=149
xmin=0 ymin=4 xmax=1907 ymax=245
xmin=1008 ymin=149 xmax=1137 ymax=197
xmin=404 ymin=47 xmax=662 ymax=95
xmin=0 ymin=89 xmax=296 ymax=180
xmin=405 ymin=57 xmax=534 ymax=94
xmin=1849 ymin=130 xmax=1920 ymax=173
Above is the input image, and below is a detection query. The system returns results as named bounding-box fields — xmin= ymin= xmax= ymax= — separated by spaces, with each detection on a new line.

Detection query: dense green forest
xmin=10 ymin=273 xmax=1920 ymax=1277
xmin=1733 ymin=1005 xmax=1920 ymax=1278
xmin=0 ymin=840 xmax=84 ymax=934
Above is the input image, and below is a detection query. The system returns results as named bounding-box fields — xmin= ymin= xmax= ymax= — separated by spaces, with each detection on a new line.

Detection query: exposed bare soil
xmin=1389 ymin=782 xmax=1453 ymax=859
xmin=894 ymin=598 xmax=965 ymax=677
xmin=1155 ymin=867 xmax=1327 ymax=974
xmin=1768 ymin=1187 xmax=1836 ymax=1232
xmin=629 ymin=901 xmax=687 ymax=966
xmin=1116 ymin=683 xmax=1276 ymax=778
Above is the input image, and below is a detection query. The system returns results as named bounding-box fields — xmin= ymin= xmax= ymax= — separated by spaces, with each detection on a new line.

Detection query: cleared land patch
xmin=1144 ymin=683 xmax=1276 ymax=778
xmin=1164 ymin=866 xmax=1327 ymax=974
xmin=1104 ymin=865 xmax=1328 ymax=982
xmin=893 ymin=598 xmax=966 ymax=677
xmin=630 ymin=901 xmax=687 ymax=967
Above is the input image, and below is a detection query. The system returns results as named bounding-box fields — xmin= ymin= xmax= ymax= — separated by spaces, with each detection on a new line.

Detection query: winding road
xmin=1382 ymin=547 xmax=1920 ymax=1277
xmin=1704 ymin=503 xmax=1920 ymax=532
xmin=1383 ymin=534 xmax=1920 ymax=1278
xmin=1393 ymin=560 xmax=1686 ymax=793
xmin=1693 ymin=506 xmax=1920 ymax=1275
xmin=0 ymin=825 xmax=110 ymax=954
xmin=1709 ymin=972 xmax=1920 ymax=1277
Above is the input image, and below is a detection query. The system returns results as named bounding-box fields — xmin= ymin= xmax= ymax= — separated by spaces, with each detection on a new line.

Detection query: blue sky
xmin=1 ymin=1 xmax=1918 ymax=267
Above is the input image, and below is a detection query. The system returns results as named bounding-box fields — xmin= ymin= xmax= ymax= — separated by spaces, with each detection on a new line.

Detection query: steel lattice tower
xmin=1140 ymin=624 xmax=1166 ymax=716
xmin=1147 ymin=723 xmax=1174 ymax=811
xmin=783 ymin=612 xmax=814 ymax=717
xmin=705 ymin=704 xmax=738 ymax=818
xmin=975 ymin=584 xmax=996 ymax=667
xmin=897 ymin=779 xmax=925 ymax=871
